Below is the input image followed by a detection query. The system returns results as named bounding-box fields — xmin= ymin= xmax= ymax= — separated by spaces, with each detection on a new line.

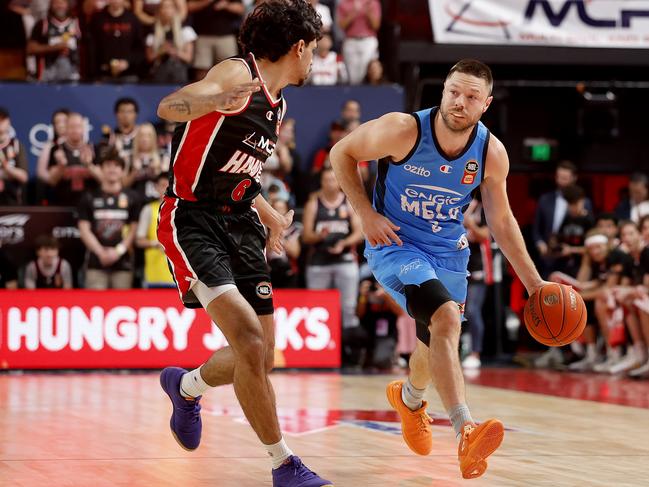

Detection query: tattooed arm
xmin=157 ymin=59 xmax=262 ymax=122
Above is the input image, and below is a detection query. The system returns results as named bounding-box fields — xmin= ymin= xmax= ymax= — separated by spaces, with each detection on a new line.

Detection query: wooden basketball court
xmin=1 ymin=369 xmax=648 ymax=486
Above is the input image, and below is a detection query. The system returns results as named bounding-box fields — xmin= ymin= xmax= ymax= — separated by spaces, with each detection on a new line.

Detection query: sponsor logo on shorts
xmin=543 ymin=293 xmax=559 ymax=306
xmin=256 ymin=281 xmax=273 ymax=299
xmin=457 ymin=234 xmax=469 ymax=250
xmin=404 ymin=164 xmax=431 ymax=177
xmin=399 ymin=259 xmax=423 ymax=276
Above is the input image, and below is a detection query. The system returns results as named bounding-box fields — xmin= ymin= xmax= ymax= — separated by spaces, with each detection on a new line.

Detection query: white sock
xmin=586 ymin=343 xmax=597 ymax=360
xmin=449 ymin=403 xmax=474 ymax=440
xmin=633 ymin=343 xmax=646 ymax=360
xmin=401 ymin=377 xmax=425 ymax=411
xmin=265 ymin=437 xmax=294 ymax=469
xmin=179 ymin=366 xmax=211 ymax=398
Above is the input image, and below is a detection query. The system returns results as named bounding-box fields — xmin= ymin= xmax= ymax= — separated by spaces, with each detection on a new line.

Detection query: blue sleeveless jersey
xmin=372 ymin=107 xmax=490 ymax=256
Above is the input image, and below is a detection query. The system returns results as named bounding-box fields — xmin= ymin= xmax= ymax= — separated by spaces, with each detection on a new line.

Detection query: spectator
xmin=309 ymin=33 xmax=347 ymax=85
xmin=615 ymin=172 xmax=649 ymax=223
xmin=339 ymin=99 xmax=361 ymax=125
xmin=0 ymin=107 xmax=29 ymax=205
xmin=595 ymin=212 xmax=619 ymax=247
xmin=602 ymin=221 xmax=648 ymax=375
xmin=640 ymin=215 xmax=649 ymax=246
xmin=188 ymin=0 xmax=244 ymax=80
xmin=89 ymin=0 xmax=145 ymax=82
xmin=461 ymin=197 xmax=490 ymax=370
xmin=135 ymin=173 xmax=175 ymax=287
xmin=363 ymin=58 xmax=385 ymax=85
xmin=308 ymin=0 xmax=331 ymax=33
xmin=124 ymin=122 xmax=168 ymax=202
xmin=266 ymin=199 xmax=301 ymax=288
xmin=45 ymin=112 xmax=100 ymax=206
xmin=302 ymin=167 xmax=363 ymax=330
xmin=532 ymin=160 xmax=591 ymax=277
xmin=0 ymin=245 xmax=18 ymax=289
xmin=134 ymin=0 xmax=187 ymax=27
xmin=311 ymin=120 xmax=346 ymax=175
xmin=356 ymin=277 xmax=402 ymax=369
xmin=549 ymin=185 xmax=593 ymax=277
xmin=77 ymin=148 xmax=139 ymax=289
xmin=107 ymin=97 xmax=140 ymax=163
xmin=562 ymin=230 xmax=629 ymax=371
xmin=145 ymin=0 xmax=196 ymax=83
xmin=337 ymin=0 xmax=381 ymax=85
xmin=27 ymin=0 xmax=81 ymax=82
xmin=36 ymin=108 xmax=69 ymax=187
xmin=23 ymin=235 xmax=73 ymax=288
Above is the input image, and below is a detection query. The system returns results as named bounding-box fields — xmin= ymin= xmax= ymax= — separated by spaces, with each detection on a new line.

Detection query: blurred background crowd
xmin=0 ymin=0 xmax=648 ymax=377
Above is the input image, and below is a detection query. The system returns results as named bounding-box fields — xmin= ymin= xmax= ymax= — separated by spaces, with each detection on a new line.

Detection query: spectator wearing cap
xmin=77 ymin=148 xmax=139 ymax=289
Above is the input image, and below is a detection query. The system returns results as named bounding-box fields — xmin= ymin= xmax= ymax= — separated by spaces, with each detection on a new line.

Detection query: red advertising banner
xmin=0 ymin=289 xmax=341 ymax=369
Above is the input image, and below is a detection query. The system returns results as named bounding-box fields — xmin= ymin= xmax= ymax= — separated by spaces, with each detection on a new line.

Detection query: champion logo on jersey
xmin=266 ymin=110 xmax=274 ymax=121
xmin=440 ymin=165 xmax=452 ymax=174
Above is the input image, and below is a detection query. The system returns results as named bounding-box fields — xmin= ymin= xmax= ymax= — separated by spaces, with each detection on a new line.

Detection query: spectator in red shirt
xmin=337 ymin=0 xmax=381 ymax=85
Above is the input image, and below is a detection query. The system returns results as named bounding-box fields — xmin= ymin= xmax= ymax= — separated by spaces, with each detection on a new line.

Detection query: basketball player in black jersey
xmin=156 ymin=2 xmax=331 ymax=486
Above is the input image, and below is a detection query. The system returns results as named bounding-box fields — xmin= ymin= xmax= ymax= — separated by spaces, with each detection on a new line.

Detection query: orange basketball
xmin=523 ymin=283 xmax=587 ymax=347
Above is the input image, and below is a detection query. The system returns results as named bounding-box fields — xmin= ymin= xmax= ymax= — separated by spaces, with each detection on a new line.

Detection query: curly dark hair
xmin=239 ymin=0 xmax=323 ymax=62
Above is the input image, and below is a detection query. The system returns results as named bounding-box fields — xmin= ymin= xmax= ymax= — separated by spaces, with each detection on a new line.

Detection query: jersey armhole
xmin=391 ymin=113 xmax=421 ymax=166
xmin=480 ymin=130 xmax=490 ymax=182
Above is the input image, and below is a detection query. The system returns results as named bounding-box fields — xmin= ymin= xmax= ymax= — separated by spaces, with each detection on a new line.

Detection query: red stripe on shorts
xmin=157 ymin=196 xmax=196 ymax=298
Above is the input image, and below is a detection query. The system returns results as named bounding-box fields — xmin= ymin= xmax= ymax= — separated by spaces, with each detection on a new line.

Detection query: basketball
xmin=523 ymin=283 xmax=587 ymax=347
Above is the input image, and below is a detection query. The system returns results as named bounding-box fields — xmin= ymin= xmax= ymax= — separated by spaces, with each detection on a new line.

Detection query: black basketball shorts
xmin=157 ymin=196 xmax=274 ymax=314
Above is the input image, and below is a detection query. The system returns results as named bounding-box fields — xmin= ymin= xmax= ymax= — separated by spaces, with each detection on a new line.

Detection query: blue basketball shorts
xmin=364 ymin=242 xmax=469 ymax=321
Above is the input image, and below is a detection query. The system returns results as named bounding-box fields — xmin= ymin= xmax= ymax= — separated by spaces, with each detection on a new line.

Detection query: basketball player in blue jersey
xmin=330 ymin=59 xmax=547 ymax=479
xmin=155 ymin=2 xmax=331 ymax=486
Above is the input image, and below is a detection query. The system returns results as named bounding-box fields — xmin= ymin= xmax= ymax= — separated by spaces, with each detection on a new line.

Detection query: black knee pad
xmin=236 ymin=276 xmax=275 ymax=316
xmin=405 ymin=279 xmax=453 ymax=344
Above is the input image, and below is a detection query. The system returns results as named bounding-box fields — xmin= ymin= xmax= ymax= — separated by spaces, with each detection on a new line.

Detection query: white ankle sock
xmin=401 ymin=377 xmax=425 ymax=411
xmin=449 ymin=403 xmax=474 ymax=439
xmin=179 ymin=366 xmax=211 ymax=398
xmin=266 ymin=437 xmax=294 ymax=469
xmin=586 ymin=343 xmax=597 ymax=360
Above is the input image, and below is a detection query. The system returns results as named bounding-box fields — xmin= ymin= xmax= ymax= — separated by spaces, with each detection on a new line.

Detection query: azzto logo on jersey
xmin=256 ymin=281 xmax=273 ymax=299
xmin=242 ymin=132 xmax=276 ymax=156
xmin=404 ymin=164 xmax=431 ymax=177
xmin=462 ymin=159 xmax=479 ymax=185
xmin=440 ymin=165 xmax=452 ymax=174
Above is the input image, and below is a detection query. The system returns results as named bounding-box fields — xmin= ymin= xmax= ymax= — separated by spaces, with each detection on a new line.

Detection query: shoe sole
xmin=160 ymin=371 xmax=198 ymax=452
xmin=460 ymin=420 xmax=504 ymax=479
xmin=385 ymin=382 xmax=431 ymax=456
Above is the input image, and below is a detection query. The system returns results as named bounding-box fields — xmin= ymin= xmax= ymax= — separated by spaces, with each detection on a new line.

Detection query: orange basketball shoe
xmin=385 ymin=380 xmax=432 ymax=455
xmin=458 ymin=420 xmax=504 ymax=479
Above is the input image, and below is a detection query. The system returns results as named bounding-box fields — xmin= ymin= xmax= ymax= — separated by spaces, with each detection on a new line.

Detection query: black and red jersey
xmin=166 ymin=53 xmax=285 ymax=210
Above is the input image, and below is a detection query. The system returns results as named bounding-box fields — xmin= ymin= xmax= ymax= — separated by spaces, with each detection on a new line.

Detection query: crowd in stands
xmin=526 ymin=163 xmax=649 ymax=379
xmin=2 ymin=0 xmax=388 ymax=85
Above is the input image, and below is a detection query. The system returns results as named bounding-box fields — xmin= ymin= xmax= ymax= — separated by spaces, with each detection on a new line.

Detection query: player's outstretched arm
xmin=330 ymin=112 xmax=416 ymax=247
xmin=480 ymin=135 xmax=545 ymax=296
xmin=157 ymin=59 xmax=262 ymax=122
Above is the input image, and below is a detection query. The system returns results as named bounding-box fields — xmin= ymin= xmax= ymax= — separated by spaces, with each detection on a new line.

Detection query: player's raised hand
xmin=213 ymin=81 xmax=263 ymax=112
xmin=361 ymin=209 xmax=402 ymax=247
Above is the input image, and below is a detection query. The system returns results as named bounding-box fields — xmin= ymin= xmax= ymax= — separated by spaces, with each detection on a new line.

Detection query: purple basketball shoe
xmin=160 ymin=367 xmax=202 ymax=451
xmin=272 ymin=456 xmax=333 ymax=487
